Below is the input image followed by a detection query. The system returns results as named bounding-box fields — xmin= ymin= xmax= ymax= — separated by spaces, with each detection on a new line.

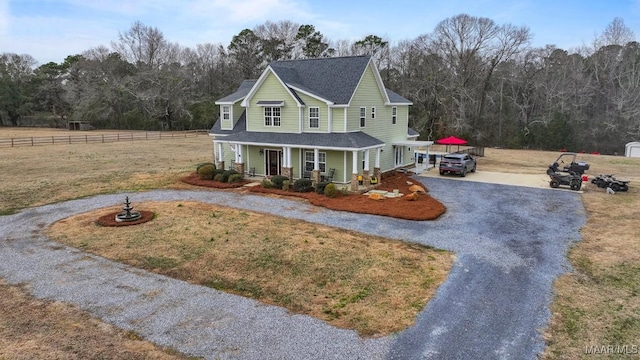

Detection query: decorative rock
xmin=404 ymin=192 xmax=419 ymax=201
xmin=409 ymin=184 xmax=427 ymax=194
xmin=368 ymin=193 xmax=385 ymax=200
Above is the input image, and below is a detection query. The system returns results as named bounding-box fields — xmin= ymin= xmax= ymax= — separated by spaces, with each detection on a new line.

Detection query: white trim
xmin=359 ymin=106 xmax=366 ymax=128
xmin=309 ymin=106 xmax=320 ymax=129
xmin=256 ymin=101 xmax=285 ymax=106
xmin=371 ymin=107 xmax=376 ymax=119
xmin=242 ymin=66 xmax=303 ymax=107
xmin=343 ymin=108 xmax=347 ymax=132
xmin=392 ymin=106 xmax=397 ymax=125
xmin=328 ymin=106 xmax=333 ymax=133
xmin=215 ymin=139 xmax=385 ymax=152
xmin=347 ymin=59 xmax=391 ymax=106
xmin=288 ymin=85 xmax=334 ymax=105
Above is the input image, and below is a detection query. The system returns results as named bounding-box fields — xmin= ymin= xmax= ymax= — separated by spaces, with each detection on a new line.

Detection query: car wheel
xmin=621 ymin=184 xmax=629 ymax=192
xmin=550 ymin=179 xmax=560 ymax=188
xmin=471 ymin=164 xmax=476 ymax=173
xmin=460 ymin=168 xmax=466 ymax=177
xmin=611 ymin=183 xmax=621 ymax=192
xmin=439 ymin=170 xmax=445 ymax=175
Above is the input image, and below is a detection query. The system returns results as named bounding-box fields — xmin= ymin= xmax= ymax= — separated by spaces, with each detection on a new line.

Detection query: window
xmin=360 ymin=107 xmax=366 ymax=127
xmin=309 ymin=107 xmax=319 ymax=128
xmin=304 ymin=151 xmax=326 ymax=173
xmin=222 ymin=106 xmax=230 ymax=121
xmin=264 ymin=107 xmax=281 ymax=127
xmin=371 ymin=107 xmax=376 ymax=119
xmin=392 ymin=106 xmax=397 ymax=124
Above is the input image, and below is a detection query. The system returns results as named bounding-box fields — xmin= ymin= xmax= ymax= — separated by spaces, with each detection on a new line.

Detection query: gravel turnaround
xmin=0 ymin=176 xmax=586 ymax=360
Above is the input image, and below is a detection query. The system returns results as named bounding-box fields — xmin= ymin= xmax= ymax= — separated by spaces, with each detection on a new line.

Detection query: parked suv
xmin=439 ymin=153 xmax=476 ymax=177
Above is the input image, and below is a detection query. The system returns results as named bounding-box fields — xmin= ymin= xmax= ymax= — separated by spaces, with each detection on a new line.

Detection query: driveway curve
xmin=0 ymin=176 xmax=585 ymax=359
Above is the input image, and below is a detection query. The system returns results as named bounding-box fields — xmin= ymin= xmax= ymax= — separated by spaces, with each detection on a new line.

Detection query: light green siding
xmin=296 ymin=93 xmax=329 ymax=132
xmin=247 ymin=72 xmax=300 ymax=133
xmin=331 ymin=107 xmax=345 ymax=132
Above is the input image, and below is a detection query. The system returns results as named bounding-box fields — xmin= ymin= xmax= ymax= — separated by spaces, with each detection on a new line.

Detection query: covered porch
xmin=212 ymin=132 xmax=386 ymax=191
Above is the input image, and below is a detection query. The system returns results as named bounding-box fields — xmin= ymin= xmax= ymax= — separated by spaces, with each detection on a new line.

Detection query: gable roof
xmin=209 ymin=110 xmax=246 ymax=136
xmin=269 ymin=56 xmax=372 ymax=105
xmin=215 ymin=80 xmax=257 ymax=104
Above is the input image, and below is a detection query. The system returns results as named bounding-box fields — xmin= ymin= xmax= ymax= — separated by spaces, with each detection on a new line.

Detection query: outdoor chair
xmin=303 ymin=171 xmax=312 ymax=179
xmin=325 ymin=168 xmax=335 ymax=182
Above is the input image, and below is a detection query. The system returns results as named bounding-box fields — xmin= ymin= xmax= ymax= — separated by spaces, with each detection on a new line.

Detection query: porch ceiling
xmin=392 ymin=140 xmax=434 ymax=147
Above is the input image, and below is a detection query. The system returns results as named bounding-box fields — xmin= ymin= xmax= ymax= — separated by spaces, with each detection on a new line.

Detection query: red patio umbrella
xmin=436 ymin=136 xmax=468 ymax=152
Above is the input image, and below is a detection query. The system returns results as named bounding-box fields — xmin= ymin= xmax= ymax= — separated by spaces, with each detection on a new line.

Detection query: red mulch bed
xmin=96 ymin=210 xmax=155 ymax=227
xmin=247 ymin=172 xmax=446 ymax=221
xmin=181 ymin=173 xmax=249 ymax=188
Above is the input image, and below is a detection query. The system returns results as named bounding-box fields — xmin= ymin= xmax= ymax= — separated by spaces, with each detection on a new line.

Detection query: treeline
xmin=1 ymin=15 xmax=639 ymax=153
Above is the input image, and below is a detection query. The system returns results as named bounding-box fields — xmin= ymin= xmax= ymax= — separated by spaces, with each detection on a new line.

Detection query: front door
xmin=265 ymin=149 xmax=282 ymax=176
xmin=394 ymin=146 xmax=404 ymax=167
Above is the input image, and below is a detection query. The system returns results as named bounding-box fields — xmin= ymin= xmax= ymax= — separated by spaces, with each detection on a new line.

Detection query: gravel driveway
xmin=0 ymin=176 xmax=585 ymax=359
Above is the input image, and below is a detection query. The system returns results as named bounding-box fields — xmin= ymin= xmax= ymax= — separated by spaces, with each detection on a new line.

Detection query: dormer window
xmin=222 ymin=106 xmax=230 ymax=121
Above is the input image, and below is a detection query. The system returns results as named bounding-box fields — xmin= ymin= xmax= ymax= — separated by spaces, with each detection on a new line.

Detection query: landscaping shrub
xmin=324 ymin=183 xmax=338 ymax=198
xmin=282 ymin=179 xmax=291 ymax=191
xmin=196 ymin=162 xmax=216 ymax=172
xmin=261 ymin=178 xmax=274 ymax=188
xmin=212 ymin=169 xmax=224 ymax=178
xmin=197 ymin=164 xmax=216 ymax=180
xmin=213 ymin=173 xmax=224 ymax=182
xmin=315 ymin=182 xmax=329 ymax=194
xmin=293 ymin=179 xmax=313 ymax=192
xmin=270 ymin=175 xmax=289 ymax=189
xmin=228 ymin=173 xmax=243 ymax=183
xmin=221 ymin=170 xmax=238 ymax=183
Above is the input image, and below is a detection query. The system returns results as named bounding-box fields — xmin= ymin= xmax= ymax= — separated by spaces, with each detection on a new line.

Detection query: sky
xmin=2 ymin=0 xmax=640 ymax=66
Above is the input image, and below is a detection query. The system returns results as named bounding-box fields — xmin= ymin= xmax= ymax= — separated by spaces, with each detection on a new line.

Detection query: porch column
xmin=363 ymin=149 xmax=371 ymax=186
xmin=374 ymin=148 xmax=382 ymax=185
xmin=282 ymin=146 xmax=293 ymax=179
xmin=216 ymin=142 xmax=225 ymax=170
xmin=312 ymin=148 xmax=321 ymax=184
xmin=350 ymin=150 xmax=358 ymax=191
xmin=233 ymin=144 xmax=244 ymax=175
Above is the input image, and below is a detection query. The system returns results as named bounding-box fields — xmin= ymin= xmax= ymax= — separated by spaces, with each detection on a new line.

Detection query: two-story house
xmin=209 ymin=55 xmax=431 ymax=191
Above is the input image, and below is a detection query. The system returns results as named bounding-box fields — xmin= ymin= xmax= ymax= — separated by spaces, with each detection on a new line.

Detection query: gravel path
xmin=0 ymin=176 xmax=585 ymax=359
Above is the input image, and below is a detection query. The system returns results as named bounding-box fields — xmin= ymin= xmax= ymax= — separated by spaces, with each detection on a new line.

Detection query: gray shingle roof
xmin=215 ymin=80 xmax=257 ymax=103
xmin=216 ymin=130 xmax=384 ymax=150
xmin=386 ymin=88 xmax=412 ymax=104
xmin=269 ymin=56 xmax=372 ymax=104
xmin=408 ymin=127 xmax=419 ymax=137
xmin=209 ymin=111 xmax=246 ymax=135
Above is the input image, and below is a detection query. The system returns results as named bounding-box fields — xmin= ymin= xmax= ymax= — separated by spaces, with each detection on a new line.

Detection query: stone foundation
xmin=363 ymin=170 xmax=370 ymax=186
xmin=233 ymin=162 xmax=245 ymax=176
xmin=350 ymin=173 xmax=359 ymax=192
xmin=216 ymin=161 xmax=225 ymax=171
xmin=374 ymin=167 xmax=381 ymax=185
xmin=312 ymin=170 xmax=321 ymax=184
xmin=282 ymin=167 xmax=293 ymax=180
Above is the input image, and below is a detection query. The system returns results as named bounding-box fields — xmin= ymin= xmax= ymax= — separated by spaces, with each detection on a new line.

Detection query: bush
xmin=261 ymin=178 xmax=274 ymax=188
xmin=270 ymin=175 xmax=289 ymax=189
xmin=221 ymin=170 xmax=238 ymax=183
xmin=213 ymin=173 xmax=225 ymax=182
xmin=324 ymin=183 xmax=338 ymax=198
xmin=196 ymin=162 xmax=216 ymax=172
xmin=293 ymin=179 xmax=313 ymax=192
xmin=212 ymin=168 xmax=224 ymax=178
xmin=282 ymin=179 xmax=291 ymax=191
xmin=228 ymin=173 xmax=243 ymax=183
xmin=197 ymin=164 xmax=216 ymax=180
xmin=315 ymin=182 xmax=329 ymax=194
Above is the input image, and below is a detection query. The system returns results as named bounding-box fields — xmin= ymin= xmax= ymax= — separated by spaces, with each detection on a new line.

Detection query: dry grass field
xmin=1 ymin=128 xmax=640 ymax=358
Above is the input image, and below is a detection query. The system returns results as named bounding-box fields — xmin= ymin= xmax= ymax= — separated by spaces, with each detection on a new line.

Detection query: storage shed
xmin=68 ymin=121 xmax=92 ymax=131
xmin=625 ymin=142 xmax=640 ymax=157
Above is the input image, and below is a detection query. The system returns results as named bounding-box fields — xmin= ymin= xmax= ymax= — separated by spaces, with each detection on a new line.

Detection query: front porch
xmin=211 ymin=140 xmax=386 ymax=191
